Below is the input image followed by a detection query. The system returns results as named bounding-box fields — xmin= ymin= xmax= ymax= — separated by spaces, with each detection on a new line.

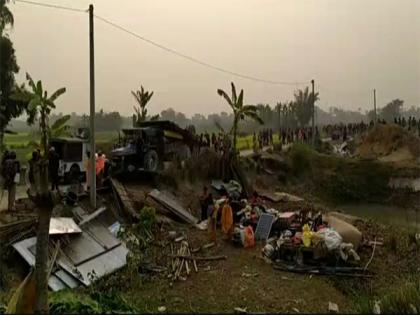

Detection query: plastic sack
xmin=317 ymin=228 xmax=343 ymax=251
xmin=243 ymin=226 xmax=255 ymax=248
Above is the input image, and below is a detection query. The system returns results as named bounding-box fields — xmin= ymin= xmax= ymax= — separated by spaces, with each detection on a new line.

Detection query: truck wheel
xmin=143 ymin=150 xmax=159 ymax=172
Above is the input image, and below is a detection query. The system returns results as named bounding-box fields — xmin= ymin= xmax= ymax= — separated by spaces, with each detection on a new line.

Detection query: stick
xmin=203 ymin=242 xmax=215 ymax=249
xmin=185 ymin=260 xmax=190 ymax=275
xmin=189 ymin=247 xmax=198 ymax=272
xmin=364 ymin=236 xmax=377 ymax=271
xmin=169 ymin=254 xmax=227 ymax=261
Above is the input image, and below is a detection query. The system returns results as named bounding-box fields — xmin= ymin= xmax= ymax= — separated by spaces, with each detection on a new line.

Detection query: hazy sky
xmin=9 ymin=0 xmax=420 ymax=117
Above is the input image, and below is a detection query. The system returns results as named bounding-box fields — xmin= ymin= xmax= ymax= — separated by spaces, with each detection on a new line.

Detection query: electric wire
xmin=14 ymin=0 xmax=311 ymax=86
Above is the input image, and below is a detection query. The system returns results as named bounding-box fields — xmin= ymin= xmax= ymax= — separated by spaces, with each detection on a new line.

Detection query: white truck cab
xmin=50 ymin=137 xmax=90 ymax=182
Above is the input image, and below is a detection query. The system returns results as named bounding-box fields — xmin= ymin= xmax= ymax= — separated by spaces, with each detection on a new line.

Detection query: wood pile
xmin=169 ymin=239 xmax=197 ymax=281
xmin=167 ymin=237 xmax=226 ymax=282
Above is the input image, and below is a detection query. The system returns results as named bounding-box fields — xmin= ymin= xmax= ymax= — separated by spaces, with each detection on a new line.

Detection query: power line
xmin=14 ymin=0 xmax=86 ymax=13
xmin=94 ymin=14 xmax=310 ymax=86
xmin=13 ymin=0 xmax=311 ymax=86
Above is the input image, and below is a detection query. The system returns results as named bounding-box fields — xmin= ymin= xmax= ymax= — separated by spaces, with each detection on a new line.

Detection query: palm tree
xmin=217 ymin=82 xmax=263 ymax=156
xmin=294 ymin=87 xmax=319 ymax=127
xmin=132 ymin=85 xmax=157 ymax=126
xmin=15 ymin=73 xmax=66 ymax=313
xmin=0 ymin=0 xmax=14 ymax=34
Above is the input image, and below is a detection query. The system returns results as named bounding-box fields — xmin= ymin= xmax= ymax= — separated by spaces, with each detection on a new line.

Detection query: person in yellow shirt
xmin=221 ymin=198 xmax=234 ymax=241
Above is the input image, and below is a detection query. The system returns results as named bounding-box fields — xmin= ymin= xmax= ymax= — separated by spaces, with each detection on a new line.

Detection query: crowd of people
xmin=253 ymin=129 xmax=274 ymax=150
xmin=394 ymin=116 xmax=420 ymax=135
xmin=85 ymin=151 xmax=111 ymax=190
xmin=277 ymin=127 xmax=318 ymax=145
xmin=196 ymin=131 xmax=232 ymax=155
xmin=322 ymin=122 xmax=370 ymax=141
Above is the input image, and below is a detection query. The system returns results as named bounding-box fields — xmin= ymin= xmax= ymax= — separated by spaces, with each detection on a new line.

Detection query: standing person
xmin=96 ymin=152 xmax=105 ymax=188
xmin=221 ymin=198 xmax=234 ymax=241
xmin=48 ymin=147 xmax=60 ymax=191
xmin=85 ymin=151 xmax=91 ymax=190
xmin=28 ymin=150 xmax=40 ymax=195
xmin=208 ymin=200 xmax=220 ymax=244
xmin=199 ymin=186 xmax=210 ymax=221
xmin=0 ymin=150 xmax=9 ymax=189
xmin=252 ymin=132 xmax=257 ymax=153
xmin=1 ymin=151 xmax=19 ymax=211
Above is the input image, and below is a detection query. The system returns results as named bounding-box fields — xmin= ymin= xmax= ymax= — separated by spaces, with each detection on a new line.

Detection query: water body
xmin=336 ymin=203 xmax=420 ymax=232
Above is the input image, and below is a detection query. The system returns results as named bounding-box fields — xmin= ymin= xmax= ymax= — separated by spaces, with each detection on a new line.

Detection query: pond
xmin=335 ymin=203 xmax=420 ymax=232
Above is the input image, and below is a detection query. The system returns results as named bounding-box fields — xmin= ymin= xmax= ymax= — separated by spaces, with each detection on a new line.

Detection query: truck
xmin=110 ymin=120 xmax=197 ymax=175
xmin=49 ymin=137 xmax=90 ymax=182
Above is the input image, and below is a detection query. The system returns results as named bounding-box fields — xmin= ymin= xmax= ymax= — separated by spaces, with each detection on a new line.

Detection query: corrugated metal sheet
xmin=61 ymin=232 xmax=106 ymax=265
xmin=49 ymin=218 xmax=82 ymax=235
xmin=12 ymin=237 xmax=80 ymax=291
xmin=67 ymin=244 xmax=128 ymax=286
xmin=54 ymin=270 xmax=80 ymax=289
xmin=12 ymin=217 xmax=128 ymax=291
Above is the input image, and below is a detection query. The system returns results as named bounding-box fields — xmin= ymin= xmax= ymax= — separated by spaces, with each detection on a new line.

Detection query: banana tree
xmin=14 ymin=73 xmax=66 ymax=313
xmin=26 ymin=115 xmax=71 ymax=154
xmin=217 ymin=82 xmax=263 ymax=156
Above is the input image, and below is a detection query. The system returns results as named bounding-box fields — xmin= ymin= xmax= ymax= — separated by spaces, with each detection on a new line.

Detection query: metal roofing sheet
xmin=58 ymin=243 xmax=128 ymax=286
xmin=12 ymin=237 xmax=80 ymax=292
xmin=49 ymin=217 xmax=82 ymax=235
xmin=61 ymin=232 xmax=106 ymax=265
xmin=149 ymin=189 xmax=198 ymax=224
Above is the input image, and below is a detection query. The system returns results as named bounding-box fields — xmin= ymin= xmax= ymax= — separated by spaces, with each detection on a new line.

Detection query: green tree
xmin=132 ymin=85 xmax=157 ymax=126
xmin=15 ymin=73 xmax=66 ymax=313
xmin=0 ymin=0 xmax=13 ymax=34
xmin=22 ymin=73 xmax=66 ymax=153
xmin=217 ymin=82 xmax=263 ymax=155
xmin=294 ymin=87 xmax=319 ymax=127
xmin=381 ymin=99 xmax=403 ymax=122
xmin=0 ymin=0 xmax=27 ymax=149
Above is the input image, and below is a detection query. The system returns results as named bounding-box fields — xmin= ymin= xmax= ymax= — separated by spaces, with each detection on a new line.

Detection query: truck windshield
xmin=63 ymin=143 xmax=82 ymax=162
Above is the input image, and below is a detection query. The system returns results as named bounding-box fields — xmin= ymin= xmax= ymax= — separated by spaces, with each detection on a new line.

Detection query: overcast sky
xmin=9 ymin=0 xmax=420 ymax=117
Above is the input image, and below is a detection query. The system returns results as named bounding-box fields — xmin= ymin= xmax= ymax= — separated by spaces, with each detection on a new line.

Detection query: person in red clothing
xmin=250 ymin=191 xmax=262 ymax=206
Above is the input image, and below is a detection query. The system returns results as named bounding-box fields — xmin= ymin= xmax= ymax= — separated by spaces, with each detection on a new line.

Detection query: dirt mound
xmin=356 ymin=124 xmax=420 ymax=163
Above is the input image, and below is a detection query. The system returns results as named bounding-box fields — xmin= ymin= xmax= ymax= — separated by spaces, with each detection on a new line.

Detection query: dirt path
xmin=123 ymin=227 xmax=351 ymax=313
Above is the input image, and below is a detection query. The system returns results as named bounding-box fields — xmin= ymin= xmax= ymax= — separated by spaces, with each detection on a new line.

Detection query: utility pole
xmin=89 ymin=4 xmax=96 ymax=209
xmin=373 ymin=89 xmax=377 ymax=126
xmin=311 ymin=79 xmax=315 ymax=147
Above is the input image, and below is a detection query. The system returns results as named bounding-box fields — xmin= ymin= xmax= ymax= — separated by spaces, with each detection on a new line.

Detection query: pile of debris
xmin=10 ymin=205 xmax=129 ymax=292
xmin=260 ymin=211 xmax=369 ymax=276
xmin=208 ymin=179 xmax=369 ymax=276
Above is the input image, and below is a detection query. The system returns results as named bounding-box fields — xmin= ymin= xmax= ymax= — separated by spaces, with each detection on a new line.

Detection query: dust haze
xmin=10 ymin=0 xmax=420 ymax=116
